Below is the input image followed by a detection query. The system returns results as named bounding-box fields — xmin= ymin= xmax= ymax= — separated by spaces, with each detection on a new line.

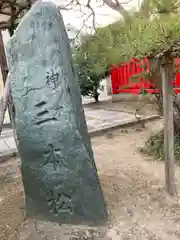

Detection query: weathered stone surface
xmin=6 ymin=1 xmax=107 ymax=224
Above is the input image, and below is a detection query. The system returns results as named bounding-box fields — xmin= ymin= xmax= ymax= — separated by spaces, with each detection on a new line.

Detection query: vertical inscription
xmin=43 ymin=144 xmax=67 ymax=170
xmin=35 ymin=100 xmax=58 ymax=126
xmin=46 ymin=70 xmax=59 ymax=89
xmin=46 ymin=190 xmax=73 ymax=215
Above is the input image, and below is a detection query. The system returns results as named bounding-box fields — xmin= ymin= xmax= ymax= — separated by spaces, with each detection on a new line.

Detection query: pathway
xmin=0 ymin=107 xmax=157 ymax=158
xmin=2 ymin=119 xmax=180 ymax=240
xmin=84 ymin=108 xmax=137 ymax=133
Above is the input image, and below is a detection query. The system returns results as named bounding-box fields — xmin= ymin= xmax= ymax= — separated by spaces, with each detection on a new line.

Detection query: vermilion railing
xmin=110 ymin=57 xmax=180 ymax=94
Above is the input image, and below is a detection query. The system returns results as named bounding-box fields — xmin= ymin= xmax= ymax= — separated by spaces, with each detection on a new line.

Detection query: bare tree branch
xmin=103 ymin=0 xmax=131 ymax=20
xmin=86 ymin=0 xmax=96 ymax=30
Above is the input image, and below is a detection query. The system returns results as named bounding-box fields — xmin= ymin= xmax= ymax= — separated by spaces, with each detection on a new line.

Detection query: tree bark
xmin=93 ymin=91 xmax=100 ymax=103
xmin=0 ymin=30 xmax=17 ymax=146
xmin=0 ymin=77 xmax=11 ymax=135
xmin=161 ymin=64 xmax=176 ymax=195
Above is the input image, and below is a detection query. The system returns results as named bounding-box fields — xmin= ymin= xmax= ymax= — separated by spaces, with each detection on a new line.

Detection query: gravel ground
xmin=84 ymin=99 xmax=158 ymax=117
xmin=1 ymin=119 xmax=180 ymax=240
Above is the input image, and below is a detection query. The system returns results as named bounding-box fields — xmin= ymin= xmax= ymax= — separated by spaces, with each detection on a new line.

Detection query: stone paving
xmin=0 ymin=129 xmax=17 ymax=157
xmin=84 ymin=108 xmax=136 ymax=132
xmin=0 ymin=107 xmax=158 ymax=158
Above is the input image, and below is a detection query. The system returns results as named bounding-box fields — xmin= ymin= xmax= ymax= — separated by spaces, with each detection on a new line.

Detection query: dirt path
xmin=93 ymin=119 xmax=180 ymax=240
xmin=1 ymin=119 xmax=180 ymax=239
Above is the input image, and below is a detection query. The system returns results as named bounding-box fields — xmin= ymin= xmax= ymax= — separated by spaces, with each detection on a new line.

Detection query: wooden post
xmin=0 ymin=30 xmax=14 ymax=130
xmin=161 ymin=62 xmax=176 ymax=195
xmin=0 ymin=31 xmax=8 ymax=84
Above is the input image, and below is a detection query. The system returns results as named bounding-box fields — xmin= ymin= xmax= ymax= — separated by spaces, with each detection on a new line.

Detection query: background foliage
xmin=75 ymin=12 xmax=180 ymax=77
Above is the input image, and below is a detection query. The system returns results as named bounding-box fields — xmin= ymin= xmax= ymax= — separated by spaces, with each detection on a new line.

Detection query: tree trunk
xmin=0 ymin=77 xmax=11 ymax=135
xmin=0 ymin=30 xmax=17 ymax=145
xmin=8 ymin=26 xmax=14 ymax=37
xmin=153 ymin=90 xmax=180 ymax=135
xmin=151 ymin=66 xmax=180 ymax=135
xmin=93 ymin=92 xmax=100 ymax=103
xmin=103 ymin=0 xmax=131 ymax=22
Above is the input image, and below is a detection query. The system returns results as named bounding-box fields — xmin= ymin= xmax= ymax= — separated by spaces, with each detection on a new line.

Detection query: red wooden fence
xmin=110 ymin=57 xmax=180 ymax=94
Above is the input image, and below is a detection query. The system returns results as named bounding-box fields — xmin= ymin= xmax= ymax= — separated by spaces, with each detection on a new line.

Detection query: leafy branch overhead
xmin=74 ymin=9 xmax=180 ymax=78
xmin=0 ymin=0 xmax=133 ymax=31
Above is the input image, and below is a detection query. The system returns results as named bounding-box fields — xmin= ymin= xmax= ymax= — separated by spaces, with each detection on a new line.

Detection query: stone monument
xmin=6 ymin=0 xmax=107 ymax=224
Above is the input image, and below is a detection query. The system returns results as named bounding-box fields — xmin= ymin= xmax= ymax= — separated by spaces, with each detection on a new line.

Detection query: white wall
xmin=101 ymin=76 xmax=112 ymax=96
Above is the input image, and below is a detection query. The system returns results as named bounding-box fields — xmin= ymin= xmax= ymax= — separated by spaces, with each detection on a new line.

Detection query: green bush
xmin=140 ymin=129 xmax=180 ymax=162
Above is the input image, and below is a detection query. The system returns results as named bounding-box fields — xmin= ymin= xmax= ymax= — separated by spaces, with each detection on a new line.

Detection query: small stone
xmin=126 ymin=207 xmax=133 ymax=217
xmin=120 ymin=129 xmax=128 ymax=133
xmin=105 ymin=132 xmax=114 ymax=138
xmin=104 ymin=229 xmax=121 ymax=240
